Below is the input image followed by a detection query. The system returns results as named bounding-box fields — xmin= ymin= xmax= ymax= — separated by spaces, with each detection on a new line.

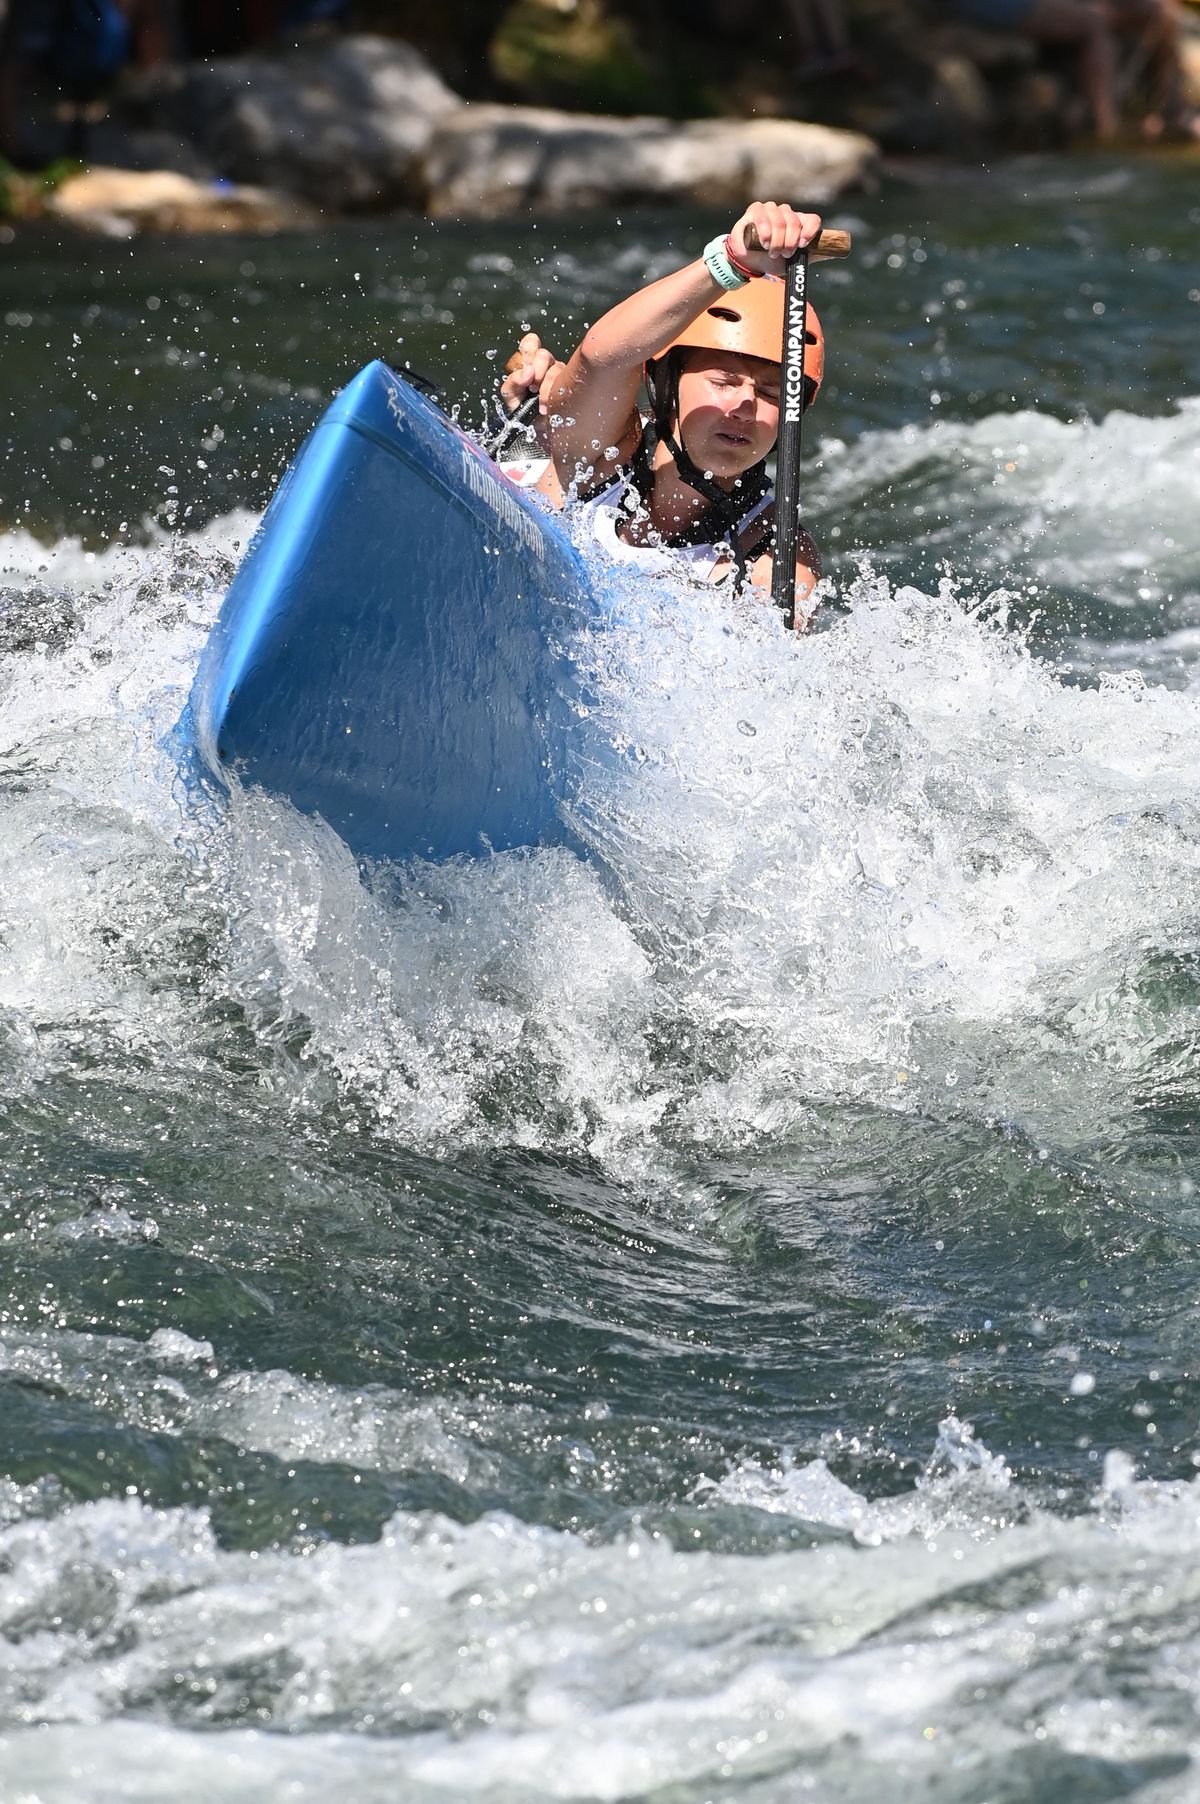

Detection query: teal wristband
xmin=702 ymin=234 xmax=749 ymax=291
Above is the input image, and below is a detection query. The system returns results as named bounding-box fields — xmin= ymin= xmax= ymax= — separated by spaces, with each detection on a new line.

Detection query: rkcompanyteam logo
xmin=783 ymin=277 xmax=809 ymax=426
xmin=460 ymin=447 xmax=546 ymax=561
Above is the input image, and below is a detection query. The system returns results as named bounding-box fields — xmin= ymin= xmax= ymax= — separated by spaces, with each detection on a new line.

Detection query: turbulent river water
xmin=1 ymin=156 xmax=1200 ymax=1802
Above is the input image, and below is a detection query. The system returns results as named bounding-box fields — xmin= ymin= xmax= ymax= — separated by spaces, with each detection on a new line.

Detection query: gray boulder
xmin=181 ymin=34 xmax=460 ymax=211
xmin=421 ymin=107 xmax=878 ymax=217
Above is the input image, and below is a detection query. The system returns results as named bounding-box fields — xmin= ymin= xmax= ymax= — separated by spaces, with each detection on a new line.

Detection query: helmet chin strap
xmin=655 ymin=423 xmax=770 ymax=590
xmin=636 ymin=353 xmax=771 ymax=589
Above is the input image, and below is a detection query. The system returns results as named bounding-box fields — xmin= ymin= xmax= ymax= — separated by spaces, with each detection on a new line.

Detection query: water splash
xmin=812 ymin=398 xmax=1200 ymax=645
xmin=4 ymin=493 xmax=1200 ymax=1172
xmin=0 ymin=1411 xmax=1197 ymax=1800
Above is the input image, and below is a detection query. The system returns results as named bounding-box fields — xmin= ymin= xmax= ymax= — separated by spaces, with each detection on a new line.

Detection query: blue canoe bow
xmin=185 ymin=360 xmax=603 ymax=863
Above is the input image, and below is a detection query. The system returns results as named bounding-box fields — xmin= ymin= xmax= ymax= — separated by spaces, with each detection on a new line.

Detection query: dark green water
xmin=1 ymin=157 xmax=1200 ymax=1801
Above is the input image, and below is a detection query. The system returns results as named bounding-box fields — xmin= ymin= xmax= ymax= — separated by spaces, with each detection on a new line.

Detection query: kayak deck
xmin=186 ymin=362 xmax=599 ymax=862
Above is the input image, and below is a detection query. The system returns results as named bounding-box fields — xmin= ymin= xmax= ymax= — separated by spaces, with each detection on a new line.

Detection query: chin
xmin=707 ymin=439 xmax=754 ymax=470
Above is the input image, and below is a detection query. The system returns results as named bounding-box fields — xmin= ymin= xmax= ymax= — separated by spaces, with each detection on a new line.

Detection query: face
xmin=674 ymin=349 xmax=780 ymax=482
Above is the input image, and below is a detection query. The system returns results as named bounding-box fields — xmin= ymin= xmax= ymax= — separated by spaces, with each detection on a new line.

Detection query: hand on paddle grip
xmin=740 ymin=217 xmax=852 ymax=269
xmin=726 ymin=203 xmax=822 ymax=277
xmin=500 ymin=332 xmax=566 ymax=417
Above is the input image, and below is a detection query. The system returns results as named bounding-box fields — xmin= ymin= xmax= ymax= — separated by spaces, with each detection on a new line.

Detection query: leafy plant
xmin=0 ymin=158 xmax=82 ymax=219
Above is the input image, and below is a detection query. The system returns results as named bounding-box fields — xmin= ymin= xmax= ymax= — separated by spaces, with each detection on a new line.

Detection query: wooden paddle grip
xmin=744 ymin=225 xmax=851 ymax=261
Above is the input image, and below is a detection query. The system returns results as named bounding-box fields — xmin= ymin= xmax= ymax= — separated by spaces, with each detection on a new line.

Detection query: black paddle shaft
xmin=770 ymin=247 xmax=810 ymax=632
xmin=484 ymin=390 xmax=540 ymax=459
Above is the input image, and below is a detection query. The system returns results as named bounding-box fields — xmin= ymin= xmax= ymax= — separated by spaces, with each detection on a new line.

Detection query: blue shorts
xmin=951 ymin=0 xmax=1037 ymax=27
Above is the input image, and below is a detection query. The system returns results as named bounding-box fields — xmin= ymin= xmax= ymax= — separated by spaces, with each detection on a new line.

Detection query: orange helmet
xmin=660 ymin=276 xmax=825 ymax=401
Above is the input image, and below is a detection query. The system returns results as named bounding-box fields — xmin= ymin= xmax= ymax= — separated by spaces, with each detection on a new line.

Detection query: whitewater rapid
xmin=3 ymin=404 xmax=1200 ymax=1171
xmin=3 ymin=396 xmax=1200 ymax=1804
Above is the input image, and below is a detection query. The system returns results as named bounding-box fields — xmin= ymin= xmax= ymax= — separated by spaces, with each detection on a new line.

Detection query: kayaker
xmin=499 ymin=200 xmax=826 ymax=627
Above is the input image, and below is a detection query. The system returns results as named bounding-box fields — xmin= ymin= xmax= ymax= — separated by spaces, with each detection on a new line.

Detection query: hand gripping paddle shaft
xmin=743 ymin=224 xmax=851 ymax=631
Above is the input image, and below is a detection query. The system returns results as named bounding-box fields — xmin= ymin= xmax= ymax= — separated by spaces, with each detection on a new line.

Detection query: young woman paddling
xmin=501 ymin=200 xmax=827 ymax=627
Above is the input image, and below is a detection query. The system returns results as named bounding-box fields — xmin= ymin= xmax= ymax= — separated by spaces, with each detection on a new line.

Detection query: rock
xmin=46 ymin=167 xmax=317 ymax=235
xmin=929 ymin=54 xmax=995 ymax=144
xmin=421 ymin=107 xmax=878 ymax=217
xmin=1005 ymin=69 xmax=1075 ymax=150
xmin=932 ymin=24 xmax=1037 ymax=75
xmin=875 ymin=66 xmax=1002 ymax=153
xmin=178 ymin=33 xmax=460 ymax=211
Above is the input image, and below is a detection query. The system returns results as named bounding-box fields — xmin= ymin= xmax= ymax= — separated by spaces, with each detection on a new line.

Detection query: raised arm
xmin=546 ymin=201 xmax=822 ymax=492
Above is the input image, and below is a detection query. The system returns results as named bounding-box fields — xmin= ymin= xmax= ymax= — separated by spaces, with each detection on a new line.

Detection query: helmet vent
xmin=706 ymin=306 xmax=742 ymax=323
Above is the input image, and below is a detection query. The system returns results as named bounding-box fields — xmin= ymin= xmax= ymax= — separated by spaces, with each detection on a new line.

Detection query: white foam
xmin=813 ymin=396 xmax=1200 ymax=620
xmin=2 ymin=1427 xmax=1200 ymax=1798
xmin=3 ymin=499 xmax=1200 ymax=1163
xmin=0 ymin=531 xmax=226 ymax=1065
xmin=0 ymin=509 xmax=260 ymax=595
xmin=0 ymin=1325 xmax=514 ymax=1485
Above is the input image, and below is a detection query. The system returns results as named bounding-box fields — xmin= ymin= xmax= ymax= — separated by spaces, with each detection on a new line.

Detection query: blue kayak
xmin=185 ymin=361 xmax=600 ymax=862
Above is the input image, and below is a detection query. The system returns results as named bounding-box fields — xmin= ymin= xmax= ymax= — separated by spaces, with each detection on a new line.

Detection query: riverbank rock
xmin=421 ymin=108 xmax=878 ymax=216
xmin=46 ymin=167 xmax=316 ymax=236
xmin=177 ymin=33 xmax=459 ymax=211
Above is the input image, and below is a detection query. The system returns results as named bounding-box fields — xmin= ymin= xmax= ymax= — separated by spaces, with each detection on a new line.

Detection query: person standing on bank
xmin=944 ymin=0 xmax=1199 ymax=141
xmin=501 ymin=200 xmax=827 ymax=628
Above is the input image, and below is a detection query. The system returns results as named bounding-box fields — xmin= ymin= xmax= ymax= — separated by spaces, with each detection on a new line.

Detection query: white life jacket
xmin=571 ymin=478 xmax=774 ymax=584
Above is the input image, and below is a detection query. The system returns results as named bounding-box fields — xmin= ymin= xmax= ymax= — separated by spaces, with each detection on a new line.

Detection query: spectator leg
xmin=1025 ymin=0 xmax=1120 ymax=138
xmin=1110 ymin=0 xmax=1199 ymax=133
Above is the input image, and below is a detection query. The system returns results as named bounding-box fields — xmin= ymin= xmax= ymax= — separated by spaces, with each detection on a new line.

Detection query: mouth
xmin=714 ymin=429 xmax=752 ymax=449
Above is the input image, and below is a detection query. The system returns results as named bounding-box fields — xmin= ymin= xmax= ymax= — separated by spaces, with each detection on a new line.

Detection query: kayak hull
xmin=186 ymin=361 xmax=598 ymax=862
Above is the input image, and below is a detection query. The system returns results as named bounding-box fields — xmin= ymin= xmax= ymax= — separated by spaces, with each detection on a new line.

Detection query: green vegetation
xmin=0 ymin=157 xmax=80 ymax=219
xmin=489 ymin=0 xmax=658 ymax=114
